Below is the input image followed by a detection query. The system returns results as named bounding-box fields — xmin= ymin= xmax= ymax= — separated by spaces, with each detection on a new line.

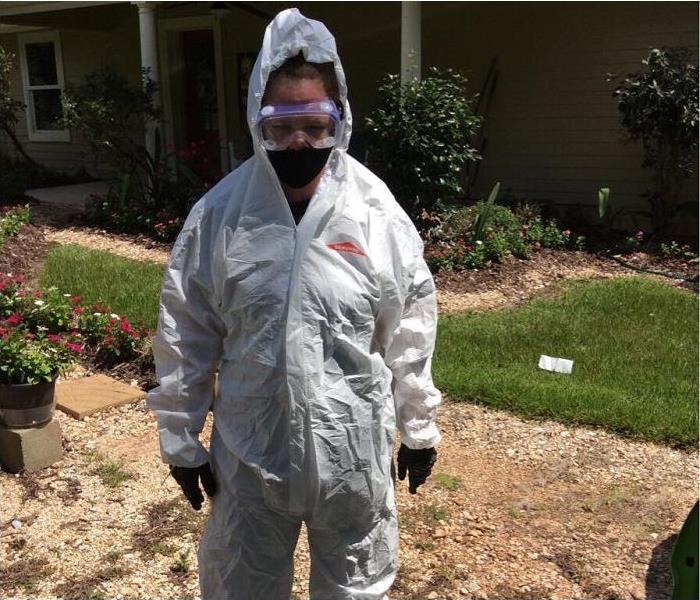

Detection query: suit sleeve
xmin=382 ymin=250 xmax=442 ymax=450
xmin=147 ymin=202 xmax=225 ymax=467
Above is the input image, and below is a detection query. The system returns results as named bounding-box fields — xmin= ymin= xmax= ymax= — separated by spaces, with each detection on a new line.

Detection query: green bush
xmin=62 ymin=66 xmax=208 ymax=240
xmin=0 ymin=205 xmax=31 ymax=247
xmin=365 ymin=68 xmax=482 ymax=222
xmin=610 ymin=47 xmax=699 ymax=233
xmin=424 ymin=186 xmax=583 ymax=272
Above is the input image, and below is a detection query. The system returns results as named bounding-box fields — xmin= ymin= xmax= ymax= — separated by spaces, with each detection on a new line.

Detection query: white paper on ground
xmin=538 ymin=354 xmax=574 ymax=374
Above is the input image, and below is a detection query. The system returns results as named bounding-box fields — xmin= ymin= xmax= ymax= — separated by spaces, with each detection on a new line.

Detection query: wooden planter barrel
xmin=0 ymin=378 xmax=56 ymax=428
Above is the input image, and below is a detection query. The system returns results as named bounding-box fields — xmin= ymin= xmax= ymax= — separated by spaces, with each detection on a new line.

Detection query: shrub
xmin=95 ymin=315 xmax=149 ymax=364
xmin=0 ymin=47 xmax=36 ymax=166
xmin=0 ymin=205 xmax=30 ymax=247
xmin=424 ymin=185 xmax=581 ymax=272
xmin=61 ymin=66 xmax=159 ymax=176
xmin=610 ymin=47 xmax=699 ymax=233
xmin=0 ymin=275 xmax=151 ymax=379
xmin=16 ymin=287 xmax=73 ymax=334
xmin=365 ymin=68 xmax=482 ymax=223
xmin=62 ymin=66 xmax=209 ymax=240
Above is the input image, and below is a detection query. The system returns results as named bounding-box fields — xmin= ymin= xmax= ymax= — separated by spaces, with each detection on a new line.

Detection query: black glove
xmin=169 ymin=463 xmax=217 ymax=510
xmin=397 ymin=443 xmax=437 ymax=494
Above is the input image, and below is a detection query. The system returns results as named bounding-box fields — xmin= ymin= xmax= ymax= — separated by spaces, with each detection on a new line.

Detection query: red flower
xmin=70 ymin=295 xmax=82 ymax=305
xmin=32 ymin=290 xmax=43 ymax=299
xmin=73 ymin=306 xmax=83 ymax=315
xmin=65 ymin=342 xmax=82 ymax=353
xmin=47 ymin=334 xmax=62 ymax=344
xmin=6 ymin=313 xmax=22 ymax=326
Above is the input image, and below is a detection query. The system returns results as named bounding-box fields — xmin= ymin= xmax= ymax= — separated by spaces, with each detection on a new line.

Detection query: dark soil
xmin=81 ymin=346 xmax=158 ymax=393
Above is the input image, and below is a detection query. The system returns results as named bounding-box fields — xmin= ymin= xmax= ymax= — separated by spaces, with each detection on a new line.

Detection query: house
xmin=0 ymin=1 xmax=697 ymax=232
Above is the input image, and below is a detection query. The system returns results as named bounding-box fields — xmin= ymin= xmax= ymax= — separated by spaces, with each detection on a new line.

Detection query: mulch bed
xmin=0 ymin=223 xmax=51 ymax=287
xmin=434 ymin=248 xmax=698 ymax=296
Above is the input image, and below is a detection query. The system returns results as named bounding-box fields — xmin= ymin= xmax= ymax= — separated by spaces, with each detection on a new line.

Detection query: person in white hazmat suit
xmin=148 ymin=8 xmax=441 ymax=600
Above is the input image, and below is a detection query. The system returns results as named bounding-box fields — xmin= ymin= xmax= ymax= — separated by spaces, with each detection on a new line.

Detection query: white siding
xmin=0 ymin=2 xmax=140 ymax=176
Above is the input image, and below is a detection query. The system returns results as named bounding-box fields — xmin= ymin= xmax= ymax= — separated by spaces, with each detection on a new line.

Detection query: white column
xmin=401 ymin=1 xmax=421 ymax=84
xmin=134 ymin=2 xmax=160 ymax=157
xmin=136 ymin=2 xmax=159 ymax=84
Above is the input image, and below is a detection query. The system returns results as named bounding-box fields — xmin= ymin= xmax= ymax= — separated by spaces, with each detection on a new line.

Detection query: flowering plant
xmin=77 ymin=305 xmax=149 ymax=365
xmin=0 ymin=327 xmax=81 ymax=385
xmin=0 ymin=273 xmax=23 ymax=316
xmin=96 ymin=314 xmax=148 ymax=363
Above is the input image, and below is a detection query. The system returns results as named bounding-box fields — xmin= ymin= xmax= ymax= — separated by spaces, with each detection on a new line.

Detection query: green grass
xmin=37 ymin=245 xmax=698 ymax=446
xmin=433 ymin=472 xmax=462 ymax=491
xmin=93 ymin=459 xmax=135 ymax=488
xmin=434 ymin=277 xmax=698 ymax=447
xmin=39 ymin=244 xmax=165 ymax=330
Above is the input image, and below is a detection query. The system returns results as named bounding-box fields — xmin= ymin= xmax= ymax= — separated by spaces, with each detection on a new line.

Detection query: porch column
xmin=401 ymin=1 xmax=421 ymax=84
xmin=134 ymin=1 xmax=160 ymax=156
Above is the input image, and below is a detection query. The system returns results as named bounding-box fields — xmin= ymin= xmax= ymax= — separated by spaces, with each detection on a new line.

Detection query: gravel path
xmin=0 ymin=216 xmax=697 ymax=599
xmin=1 ymin=398 xmax=695 ymax=600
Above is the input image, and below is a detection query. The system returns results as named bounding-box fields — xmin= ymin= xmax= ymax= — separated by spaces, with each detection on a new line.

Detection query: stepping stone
xmin=55 ymin=374 xmax=146 ymax=420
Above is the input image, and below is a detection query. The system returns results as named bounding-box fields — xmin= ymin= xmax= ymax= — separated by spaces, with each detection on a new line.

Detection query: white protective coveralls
xmin=148 ymin=8 xmax=441 ymax=600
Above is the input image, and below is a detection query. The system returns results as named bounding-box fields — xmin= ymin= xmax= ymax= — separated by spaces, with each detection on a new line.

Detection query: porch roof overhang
xmin=0 ymin=1 xmax=126 ymax=17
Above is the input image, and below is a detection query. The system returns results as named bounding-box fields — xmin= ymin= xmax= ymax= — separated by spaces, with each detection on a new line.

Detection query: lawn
xmin=434 ymin=276 xmax=698 ymax=447
xmin=39 ymin=245 xmax=698 ymax=447
xmin=39 ymin=244 xmax=165 ymax=330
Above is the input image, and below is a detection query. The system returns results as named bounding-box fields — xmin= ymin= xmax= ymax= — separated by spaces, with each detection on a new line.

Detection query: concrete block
xmin=0 ymin=419 xmax=63 ymax=473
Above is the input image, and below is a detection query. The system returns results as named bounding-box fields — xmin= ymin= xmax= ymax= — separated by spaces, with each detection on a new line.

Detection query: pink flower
xmin=65 ymin=342 xmax=82 ymax=353
xmin=47 ymin=334 xmax=62 ymax=344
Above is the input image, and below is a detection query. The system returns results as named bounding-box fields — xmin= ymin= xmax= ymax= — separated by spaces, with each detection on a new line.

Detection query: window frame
xmin=17 ymin=30 xmax=70 ymax=143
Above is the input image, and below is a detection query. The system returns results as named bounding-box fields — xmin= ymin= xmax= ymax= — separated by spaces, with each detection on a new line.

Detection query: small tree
xmin=611 ymin=47 xmax=698 ymax=234
xmin=61 ymin=65 xmax=159 ymax=179
xmin=364 ymin=68 xmax=482 ymax=224
xmin=0 ymin=46 xmax=38 ymax=165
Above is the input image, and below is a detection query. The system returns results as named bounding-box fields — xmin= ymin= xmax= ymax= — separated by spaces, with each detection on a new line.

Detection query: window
xmin=18 ymin=31 xmax=70 ymax=142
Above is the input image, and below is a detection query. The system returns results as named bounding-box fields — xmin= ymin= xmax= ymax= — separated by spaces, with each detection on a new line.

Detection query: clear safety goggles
xmin=256 ymin=100 xmax=341 ymax=151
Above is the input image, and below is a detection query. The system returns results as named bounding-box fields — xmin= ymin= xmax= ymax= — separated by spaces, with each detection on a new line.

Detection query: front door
xmin=171 ymin=28 xmax=221 ymax=184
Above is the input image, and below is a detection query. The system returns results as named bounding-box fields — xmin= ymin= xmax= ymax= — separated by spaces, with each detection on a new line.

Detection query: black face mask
xmin=267 ymin=147 xmax=333 ymax=189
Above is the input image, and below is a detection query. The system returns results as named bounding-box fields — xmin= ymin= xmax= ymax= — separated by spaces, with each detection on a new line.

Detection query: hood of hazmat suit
xmin=148 ymin=8 xmax=441 ymax=598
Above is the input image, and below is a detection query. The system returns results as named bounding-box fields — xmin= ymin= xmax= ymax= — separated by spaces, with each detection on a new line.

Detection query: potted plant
xmin=0 ymin=327 xmax=81 ymax=427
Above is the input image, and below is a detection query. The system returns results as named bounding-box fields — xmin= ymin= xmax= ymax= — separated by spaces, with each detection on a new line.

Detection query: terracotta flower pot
xmin=0 ymin=378 xmax=56 ymax=428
